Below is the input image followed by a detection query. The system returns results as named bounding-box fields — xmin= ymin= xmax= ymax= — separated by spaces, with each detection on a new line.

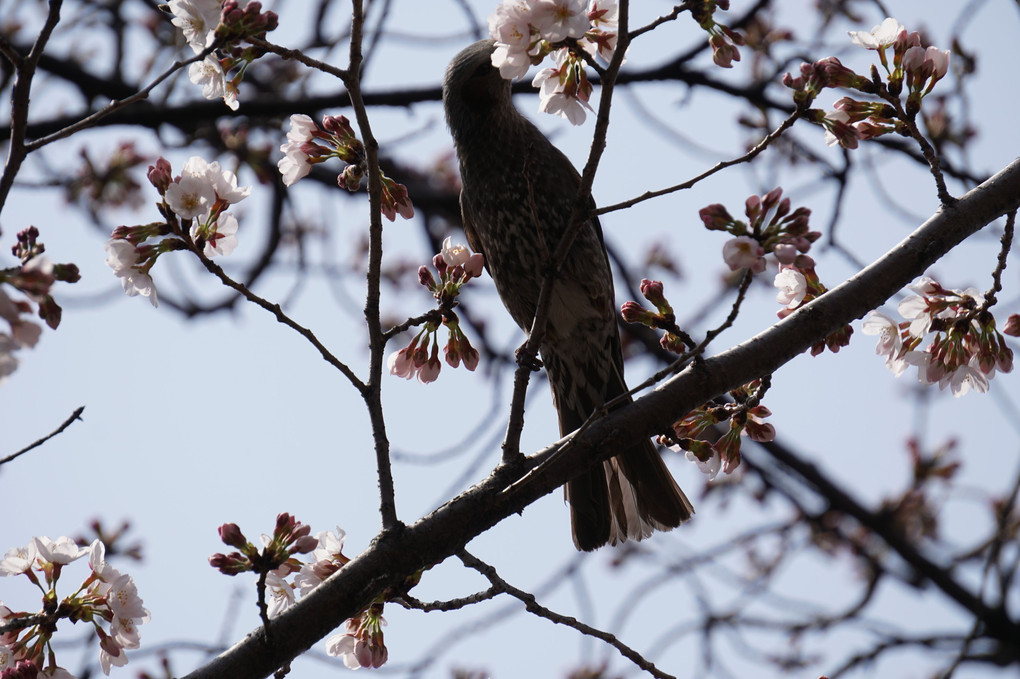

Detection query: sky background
xmin=2 ymin=0 xmax=1019 ymax=677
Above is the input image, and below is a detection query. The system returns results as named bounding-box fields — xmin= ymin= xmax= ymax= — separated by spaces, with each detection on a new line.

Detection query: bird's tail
xmin=549 ymin=358 xmax=694 ymax=551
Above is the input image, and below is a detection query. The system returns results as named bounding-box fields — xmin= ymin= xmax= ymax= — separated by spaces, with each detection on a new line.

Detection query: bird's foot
xmin=514 ymin=344 xmax=543 ymax=372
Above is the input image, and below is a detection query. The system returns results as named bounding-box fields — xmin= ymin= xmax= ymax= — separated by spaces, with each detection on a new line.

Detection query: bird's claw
xmin=514 ymin=344 xmax=543 ymax=372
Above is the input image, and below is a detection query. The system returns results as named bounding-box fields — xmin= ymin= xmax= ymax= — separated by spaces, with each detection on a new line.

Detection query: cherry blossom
xmin=861 ymin=311 xmax=908 ymax=376
xmin=193 ymin=212 xmax=239 ymax=257
xmin=188 ymin=55 xmax=239 ymax=111
xmin=0 ymin=541 xmax=37 ymax=575
xmin=207 ymin=161 xmax=251 ymax=204
xmin=168 ymin=0 xmax=222 ymax=54
xmin=774 ymin=268 xmax=807 ymax=309
xmin=104 ymin=240 xmax=159 ymax=307
xmin=165 ymin=173 xmax=214 ymax=220
xmin=265 ymin=571 xmax=297 ymax=618
xmin=278 ymin=114 xmax=319 ymax=185
xmin=33 ymin=536 xmax=87 ymax=565
xmin=722 ymin=235 xmax=766 ymax=273
xmin=847 ymin=17 xmax=904 ymax=50
xmin=441 ymin=237 xmax=472 ymax=267
xmin=489 ymin=1 xmax=537 ymax=80
xmin=684 ymin=447 xmax=722 ymax=481
xmin=533 ymin=48 xmax=593 ymax=125
xmin=530 ymin=0 xmax=590 ymax=42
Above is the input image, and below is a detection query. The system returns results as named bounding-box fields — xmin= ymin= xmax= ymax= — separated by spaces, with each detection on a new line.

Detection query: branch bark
xmin=181 ymin=156 xmax=1020 ymax=679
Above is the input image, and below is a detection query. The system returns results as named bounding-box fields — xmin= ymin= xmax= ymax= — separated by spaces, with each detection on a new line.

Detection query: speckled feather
xmin=443 ymin=40 xmax=693 ymax=550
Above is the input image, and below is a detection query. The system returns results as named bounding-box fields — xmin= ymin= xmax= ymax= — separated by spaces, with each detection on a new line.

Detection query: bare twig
xmin=1 ymin=406 xmax=85 ymax=467
xmin=345 ymin=0 xmax=400 ymax=531
xmin=595 ymin=109 xmax=803 ymax=217
xmin=458 ymin=549 xmax=678 ymax=679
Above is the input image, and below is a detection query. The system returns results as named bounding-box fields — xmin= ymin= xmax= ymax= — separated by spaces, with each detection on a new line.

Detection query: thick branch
xmin=180 ymin=158 xmax=1020 ymax=679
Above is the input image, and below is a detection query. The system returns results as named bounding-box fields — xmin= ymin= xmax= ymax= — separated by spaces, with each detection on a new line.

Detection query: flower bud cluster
xmin=0 ymin=537 xmax=149 ymax=677
xmin=783 ymin=17 xmax=952 ymax=148
xmin=690 ymin=0 xmax=745 ymax=68
xmin=488 ymin=0 xmax=619 ymax=125
xmin=388 ymin=239 xmax=484 ymax=384
xmin=277 ymin=114 xmax=415 ymax=221
xmin=326 ymin=603 xmax=388 ymax=670
xmin=1 ymin=228 xmax=80 ymax=384
xmin=700 ymin=187 xmax=819 ymax=275
xmin=215 ymin=1 xmax=278 ymax=44
xmin=169 ymin=0 xmax=279 ymax=111
xmin=662 ymin=379 xmax=775 ymax=481
xmin=207 ymin=519 xmax=392 ymax=668
xmin=208 ymin=513 xmax=317 ymax=577
xmin=862 ymin=277 xmax=1014 ymax=397
xmin=620 ymin=279 xmax=691 ymax=355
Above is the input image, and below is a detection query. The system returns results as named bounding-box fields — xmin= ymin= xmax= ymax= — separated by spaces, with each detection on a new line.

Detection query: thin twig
xmin=345 ymin=0 xmax=400 ymax=532
xmin=458 ymin=549 xmax=677 ymax=679
xmin=189 ymin=246 xmax=365 ymax=392
xmin=595 ymin=109 xmax=803 ymax=217
xmin=396 ymin=587 xmax=502 ymax=612
xmin=0 ymin=406 xmax=85 ymax=467
xmin=0 ymin=0 xmax=64 ymax=213
xmin=247 ymin=37 xmax=349 ymax=80
xmin=980 ymin=209 xmax=1015 ymax=312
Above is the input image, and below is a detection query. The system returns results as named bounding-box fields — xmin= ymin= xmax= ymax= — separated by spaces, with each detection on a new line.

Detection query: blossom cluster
xmin=862 ymin=277 xmax=1014 ymax=397
xmin=1 ymin=228 xmax=80 ymax=385
xmin=487 ymin=0 xmax=620 ymax=125
xmin=277 ymin=114 xmax=415 ymax=221
xmin=662 ymin=379 xmax=775 ymax=481
xmin=699 ymin=186 xmax=819 ymax=275
xmin=208 ymin=516 xmax=388 ymax=670
xmin=388 ymin=238 xmax=484 ymax=383
xmin=0 ymin=537 xmax=149 ymax=677
xmin=104 ymin=156 xmax=251 ymax=307
xmin=169 ymin=0 xmax=279 ymax=111
xmin=697 ymin=187 xmax=850 ymax=355
xmin=690 ymin=0 xmax=744 ymax=68
xmin=620 ymin=278 xmax=690 ymax=355
xmin=783 ymin=17 xmax=952 ymax=149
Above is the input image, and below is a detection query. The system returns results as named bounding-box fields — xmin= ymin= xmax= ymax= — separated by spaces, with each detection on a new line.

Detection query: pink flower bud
xmin=444 ymin=338 xmax=461 ymax=368
xmin=1003 ymin=314 xmax=1020 ymax=337
xmin=147 ymin=157 xmax=173 ymax=194
xmin=773 ymin=243 xmax=797 ymax=265
xmin=293 ymin=535 xmax=319 ymax=554
xmin=418 ymin=265 xmax=436 ymax=290
xmin=699 ymin=203 xmax=733 ymax=231
xmin=464 ymin=253 xmax=485 ymax=279
xmin=432 ymin=253 xmax=447 ymax=277
xmin=621 ymin=300 xmax=653 ymax=325
xmin=218 ymin=523 xmax=247 ymax=549
xmin=639 ymin=279 xmax=667 ymax=307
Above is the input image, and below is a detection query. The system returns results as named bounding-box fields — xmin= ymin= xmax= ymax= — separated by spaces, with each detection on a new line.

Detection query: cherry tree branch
xmin=179 ymin=154 xmax=1020 ymax=679
xmin=0 ymin=406 xmax=84 ymax=467
xmin=343 ymin=0 xmax=400 ymax=532
xmin=458 ymin=550 xmax=677 ymax=679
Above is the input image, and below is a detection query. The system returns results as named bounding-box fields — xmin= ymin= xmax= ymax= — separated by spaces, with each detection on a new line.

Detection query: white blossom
xmin=848 ymin=17 xmax=903 ymax=50
xmin=188 ymin=55 xmax=239 ymax=111
xmin=774 ymin=268 xmax=807 ymax=309
xmin=168 ymin=0 xmax=222 ymax=54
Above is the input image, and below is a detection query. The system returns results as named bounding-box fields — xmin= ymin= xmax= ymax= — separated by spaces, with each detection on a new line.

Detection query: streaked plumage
xmin=443 ymin=40 xmax=693 ymax=550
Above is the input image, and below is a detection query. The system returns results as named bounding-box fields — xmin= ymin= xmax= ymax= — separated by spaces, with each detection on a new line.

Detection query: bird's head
xmin=443 ymin=40 xmax=514 ymax=127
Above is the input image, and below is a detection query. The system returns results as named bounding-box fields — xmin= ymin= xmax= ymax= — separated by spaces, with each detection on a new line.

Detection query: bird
xmin=442 ymin=39 xmax=694 ymax=551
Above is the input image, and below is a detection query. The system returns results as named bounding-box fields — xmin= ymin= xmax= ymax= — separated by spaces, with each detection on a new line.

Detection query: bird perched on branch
xmin=442 ymin=40 xmax=693 ymax=551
